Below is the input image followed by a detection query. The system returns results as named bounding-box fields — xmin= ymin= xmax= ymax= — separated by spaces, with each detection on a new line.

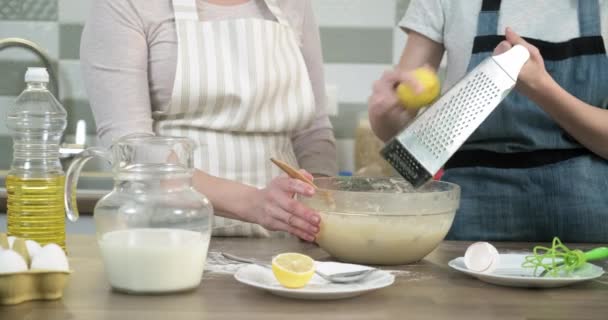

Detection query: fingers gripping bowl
xmin=300 ymin=177 xmax=460 ymax=265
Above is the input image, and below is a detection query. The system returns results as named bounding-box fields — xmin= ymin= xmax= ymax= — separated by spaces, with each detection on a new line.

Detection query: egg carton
xmin=0 ymin=233 xmax=71 ymax=305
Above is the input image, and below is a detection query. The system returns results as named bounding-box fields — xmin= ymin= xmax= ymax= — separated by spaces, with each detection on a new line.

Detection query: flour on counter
xmin=386 ymin=269 xmax=435 ymax=282
xmin=204 ymin=251 xmax=247 ymax=274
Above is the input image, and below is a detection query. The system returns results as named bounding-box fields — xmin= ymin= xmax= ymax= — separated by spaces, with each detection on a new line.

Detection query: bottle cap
xmin=25 ymin=67 xmax=49 ymax=83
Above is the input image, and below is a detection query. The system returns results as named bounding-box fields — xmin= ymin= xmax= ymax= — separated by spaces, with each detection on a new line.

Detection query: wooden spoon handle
xmin=270 ymin=158 xmax=318 ymax=189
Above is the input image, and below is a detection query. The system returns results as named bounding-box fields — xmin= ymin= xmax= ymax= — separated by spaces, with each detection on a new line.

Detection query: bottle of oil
xmin=6 ymin=67 xmax=68 ymax=250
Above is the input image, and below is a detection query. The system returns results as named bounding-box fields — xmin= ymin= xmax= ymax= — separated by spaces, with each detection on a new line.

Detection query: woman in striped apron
xmin=82 ymin=0 xmax=337 ymax=240
xmin=155 ymin=0 xmax=333 ymax=240
xmin=369 ymin=0 xmax=608 ymax=242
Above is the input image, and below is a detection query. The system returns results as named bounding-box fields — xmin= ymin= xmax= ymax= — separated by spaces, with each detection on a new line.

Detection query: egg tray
xmin=0 ymin=233 xmax=71 ymax=305
xmin=0 ymin=269 xmax=71 ymax=305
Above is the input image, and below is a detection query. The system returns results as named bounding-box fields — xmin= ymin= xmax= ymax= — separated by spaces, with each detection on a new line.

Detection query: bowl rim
xmin=311 ymin=177 xmax=460 ymax=195
xmin=315 ymin=209 xmax=457 ymax=217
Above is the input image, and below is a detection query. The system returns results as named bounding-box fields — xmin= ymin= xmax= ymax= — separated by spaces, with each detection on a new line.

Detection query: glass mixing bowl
xmin=300 ymin=177 xmax=460 ymax=265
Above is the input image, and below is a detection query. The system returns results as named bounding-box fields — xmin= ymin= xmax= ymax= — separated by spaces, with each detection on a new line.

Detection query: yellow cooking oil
xmin=6 ymin=174 xmax=66 ymax=251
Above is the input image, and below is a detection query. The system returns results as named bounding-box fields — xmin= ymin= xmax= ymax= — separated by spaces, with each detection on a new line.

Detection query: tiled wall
xmin=315 ymin=0 xmax=412 ymax=171
xmin=0 ymin=0 xmax=411 ymax=172
xmin=0 ymin=0 xmax=93 ymax=169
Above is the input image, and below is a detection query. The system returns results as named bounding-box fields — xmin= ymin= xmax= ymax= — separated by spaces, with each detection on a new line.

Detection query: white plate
xmin=234 ymin=264 xmax=395 ymax=300
xmin=449 ymin=253 xmax=605 ymax=288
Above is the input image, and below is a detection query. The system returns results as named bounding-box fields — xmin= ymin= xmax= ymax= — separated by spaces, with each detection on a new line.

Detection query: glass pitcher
xmin=64 ymin=134 xmax=213 ymax=294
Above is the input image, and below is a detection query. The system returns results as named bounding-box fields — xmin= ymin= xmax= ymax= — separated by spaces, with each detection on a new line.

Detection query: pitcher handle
xmin=64 ymin=147 xmax=111 ymax=222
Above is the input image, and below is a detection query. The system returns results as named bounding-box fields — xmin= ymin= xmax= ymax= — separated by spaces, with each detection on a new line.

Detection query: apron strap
xmin=472 ymin=0 xmax=606 ymax=57
xmin=578 ymin=0 xmax=602 ymax=36
xmin=172 ymin=0 xmax=199 ymax=21
xmin=477 ymin=0 xmax=603 ymax=37
xmin=445 ymin=148 xmax=592 ymax=169
xmin=172 ymin=0 xmax=291 ymax=27
xmin=476 ymin=0 xmax=501 ymax=36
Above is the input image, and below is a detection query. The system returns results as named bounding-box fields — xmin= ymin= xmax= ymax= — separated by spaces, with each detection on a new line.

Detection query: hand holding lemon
xmin=396 ymin=67 xmax=440 ymax=109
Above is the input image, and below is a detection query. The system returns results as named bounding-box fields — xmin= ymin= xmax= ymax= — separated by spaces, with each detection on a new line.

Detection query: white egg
xmin=464 ymin=242 xmax=500 ymax=273
xmin=25 ymin=240 xmax=42 ymax=258
xmin=30 ymin=243 xmax=69 ymax=272
xmin=0 ymin=249 xmax=28 ymax=274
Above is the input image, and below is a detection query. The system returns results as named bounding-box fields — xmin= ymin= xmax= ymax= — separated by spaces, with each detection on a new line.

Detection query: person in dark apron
xmin=442 ymin=0 xmax=608 ymax=242
xmin=369 ymin=0 xmax=608 ymax=242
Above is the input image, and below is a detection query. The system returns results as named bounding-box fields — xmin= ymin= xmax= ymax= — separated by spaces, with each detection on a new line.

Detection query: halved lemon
xmin=271 ymin=253 xmax=315 ymax=289
xmin=396 ymin=67 xmax=440 ymax=109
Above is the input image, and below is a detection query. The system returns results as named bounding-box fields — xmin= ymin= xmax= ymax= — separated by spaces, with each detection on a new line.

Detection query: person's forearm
xmin=370 ymin=107 xmax=416 ymax=142
xmin=384 ymin=32 xmax=444 ymax=140
xmin=298 ymin=138 xmax=338 ymax=177
xmin=523 ymin=75 xmax=608 ymax=159
xmin=369 ymin=31 xmax=445 ymax=142
xmin=192 ymin=169 xmax=260 ymax=223
xmin=292 ymin=126 xmax=338 ymax=177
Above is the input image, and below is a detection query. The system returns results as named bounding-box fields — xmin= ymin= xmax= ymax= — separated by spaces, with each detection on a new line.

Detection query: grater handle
xmin=491 ymin=44 xmax=530 ymax=82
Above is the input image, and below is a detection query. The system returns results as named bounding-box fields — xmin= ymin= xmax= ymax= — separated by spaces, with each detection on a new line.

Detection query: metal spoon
xmin=221 ymin=252 xmax=375 ymax=284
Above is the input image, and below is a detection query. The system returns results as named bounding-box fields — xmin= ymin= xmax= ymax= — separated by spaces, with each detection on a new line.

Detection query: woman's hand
xmin=493 ymin=27 xmax=550 ymax=96
xmin=252 ymin=170 xmax=320 ymax=242
xmin=368 ymin=68 xmax=427 ymax=142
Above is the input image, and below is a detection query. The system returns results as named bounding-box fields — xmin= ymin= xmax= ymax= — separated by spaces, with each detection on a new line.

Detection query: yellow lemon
xmin=271 ymin=252 xmax=315 ymax=289
xmin=396 ymin=67 xmax=441 ymax=109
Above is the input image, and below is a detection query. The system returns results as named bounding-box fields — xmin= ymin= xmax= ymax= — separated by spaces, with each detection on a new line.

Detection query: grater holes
xmin=381 ymin=140 xmax=433 ymax=187
xmin=413 ymin=72 xmax=500 ymax=159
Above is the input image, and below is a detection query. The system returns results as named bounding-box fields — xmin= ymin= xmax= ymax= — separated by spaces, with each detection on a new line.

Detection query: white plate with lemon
xmin=234 ymin=253 xmax=395 ymax=300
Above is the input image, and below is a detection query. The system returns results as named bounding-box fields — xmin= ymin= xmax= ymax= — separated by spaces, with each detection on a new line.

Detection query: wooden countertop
xmin=2 ymin=236 xmax=607 ymax=320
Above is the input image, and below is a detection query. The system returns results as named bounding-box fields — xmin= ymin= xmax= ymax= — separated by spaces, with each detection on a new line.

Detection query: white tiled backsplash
xmin=58 ymin=60 xmax=87 ymax=100
xmin=315 ymin=0 xmax=411 ymax=173
xmin=57 ymin=0 xmax=91 ymax=24
xmin=312 ymin=0 xmax=397 ymax=28
xmin=0 ymin=21 xmax=59 ymax=61
xmin=324 ymin=63 xmax=393 ymax=105
xmin=0 ymin=0 xmax=413 ymax=173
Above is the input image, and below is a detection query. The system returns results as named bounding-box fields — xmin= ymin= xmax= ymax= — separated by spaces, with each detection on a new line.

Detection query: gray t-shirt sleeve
xmin=290 ymin=0 xmax=338 ymax=177
xmin=398 ymin=0 xmax=446 ymax=44
xmin=80 ymin=0 xmax=154 ymax=147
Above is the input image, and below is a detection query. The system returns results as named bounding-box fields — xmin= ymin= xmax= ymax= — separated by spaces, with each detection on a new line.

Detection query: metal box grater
xmin=381 ymin=45 xmax=530 ymax=187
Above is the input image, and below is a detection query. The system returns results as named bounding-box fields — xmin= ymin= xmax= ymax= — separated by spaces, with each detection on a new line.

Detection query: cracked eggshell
xmin=464 ymin=242 xmax=499 ymax=273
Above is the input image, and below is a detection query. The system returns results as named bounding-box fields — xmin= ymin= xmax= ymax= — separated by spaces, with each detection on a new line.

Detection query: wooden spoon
xmin=270 ymin=158 xmax=335 ymax=206
xmin=270 ymin=158 xmax=319 ymax=189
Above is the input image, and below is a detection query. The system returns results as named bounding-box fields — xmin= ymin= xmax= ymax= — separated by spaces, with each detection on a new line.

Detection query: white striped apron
xmin=153 ymin=0 xmax=316 ymax=237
